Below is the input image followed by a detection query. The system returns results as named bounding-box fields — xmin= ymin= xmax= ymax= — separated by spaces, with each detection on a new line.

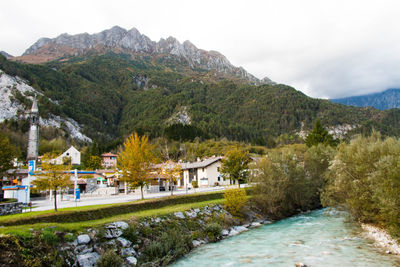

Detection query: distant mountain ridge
xmin=331 ymin=89 xmax=400 ymax=110
xmin=14 ymin=26 xmax=273 ymax=85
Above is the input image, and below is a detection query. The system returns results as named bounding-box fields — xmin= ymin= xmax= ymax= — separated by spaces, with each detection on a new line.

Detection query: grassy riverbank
xmin=0 ymin=192 xmax=225 ymax=236
xmin=0 ymin=190 xmax=256 ymax=267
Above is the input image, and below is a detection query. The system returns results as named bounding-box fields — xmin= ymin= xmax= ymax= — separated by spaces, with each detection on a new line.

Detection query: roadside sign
xmin=75 ymin=188 xmax=80 ymax=200
xmin=28 ymin=160 xmax=36 ymax=175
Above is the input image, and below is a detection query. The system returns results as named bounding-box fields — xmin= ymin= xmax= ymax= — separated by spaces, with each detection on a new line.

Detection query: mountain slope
xmin=13 ymin=26 xmax=272 ymax=86
xmin=331 ymin=89 xmax=400 ymax=110
xmin=0 ymin=69 xmax=91 ymax=142
xmin=2 ymin=53 xmax=400 ymax=144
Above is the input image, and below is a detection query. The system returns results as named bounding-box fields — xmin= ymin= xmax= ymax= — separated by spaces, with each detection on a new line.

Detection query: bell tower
xmin=27 ymin=98 xmax=39 ymax=162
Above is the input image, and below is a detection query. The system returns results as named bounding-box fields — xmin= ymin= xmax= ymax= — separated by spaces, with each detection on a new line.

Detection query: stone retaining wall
xmin=0 ymin=202 xmax=23 ymax=216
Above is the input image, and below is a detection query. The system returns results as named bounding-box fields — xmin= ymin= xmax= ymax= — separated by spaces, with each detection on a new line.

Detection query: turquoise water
xmin=172 ymin=209 xmax=400 ymax=266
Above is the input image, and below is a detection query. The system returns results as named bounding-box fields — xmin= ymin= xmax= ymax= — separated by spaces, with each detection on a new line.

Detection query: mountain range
xmin=331 ymin=89 xmax=400 ymax=110
xmin=1 ymin=25 xmax=400 ymax=149
xmin=12 ymin=26 xmax=273 ymax=86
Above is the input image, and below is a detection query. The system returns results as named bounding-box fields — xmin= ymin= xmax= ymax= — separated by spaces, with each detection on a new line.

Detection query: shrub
xmin=122 ymin=225 xmax=138 ymax=243
xmin=64 ymin=233 xmax=75 ymax=242
xmin=205 ymin=222 xmax=222 ymax=242
xmin=97 ymin=249 xmax=124 ymax=267
xmin=192 ymin=181 xmax=198 ymax=188
xmin=141 ymin=229 xmax=192 ymax=265
xmin=40 ymin=229 xmax=59 ymax=246
xmin=224 ymin=188 xmax=247 ymax=216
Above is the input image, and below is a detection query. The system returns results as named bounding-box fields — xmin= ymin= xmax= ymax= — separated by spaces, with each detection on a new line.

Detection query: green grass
xmin=0 ymin=192 xmax=225 ymax=236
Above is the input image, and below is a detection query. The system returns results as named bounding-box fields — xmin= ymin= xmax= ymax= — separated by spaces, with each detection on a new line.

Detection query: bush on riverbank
xmin=322 ymin=132 xmax=400 ymax=239
xmin=224 ymin=188 xmax=247 ymax=217
xmin=250 ymin=144 xmax=334 ymax=218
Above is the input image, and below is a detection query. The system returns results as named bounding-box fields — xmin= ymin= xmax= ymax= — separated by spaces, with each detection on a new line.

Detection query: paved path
xmin=30 ymin=186 xmax=227 ymax=211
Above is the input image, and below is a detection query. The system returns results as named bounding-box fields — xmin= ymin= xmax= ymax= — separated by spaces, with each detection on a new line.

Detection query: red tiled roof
xmin=101 ymin=152 xmax=117 ymax=157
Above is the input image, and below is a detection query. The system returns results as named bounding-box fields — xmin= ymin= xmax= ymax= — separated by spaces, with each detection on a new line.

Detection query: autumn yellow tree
xmin=159 ymin=160 xmax=182 ymax=196
xmin=118 ymin=133 xmax=156 ymax=200
xmin=33 ymin=154 xmax=71 ymax=211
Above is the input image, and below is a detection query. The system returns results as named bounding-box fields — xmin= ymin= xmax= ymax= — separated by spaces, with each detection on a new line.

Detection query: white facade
xmin=53 ymin=146 xmax=81 ymax=165
xmin=182 ymin=157 xmax=230 ymax=188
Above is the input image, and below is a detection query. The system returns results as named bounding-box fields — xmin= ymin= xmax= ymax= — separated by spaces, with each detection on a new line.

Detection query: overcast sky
xmin=1 ymin=0 xmax=400 ymax=98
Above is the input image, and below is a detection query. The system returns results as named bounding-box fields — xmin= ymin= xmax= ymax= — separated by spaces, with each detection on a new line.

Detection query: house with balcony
xmin=101 ymin=152 xmax=117 ymax=169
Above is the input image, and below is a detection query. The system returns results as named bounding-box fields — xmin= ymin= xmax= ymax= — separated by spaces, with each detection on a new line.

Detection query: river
xmin=172 ymin=209 xmax=400 ymax=266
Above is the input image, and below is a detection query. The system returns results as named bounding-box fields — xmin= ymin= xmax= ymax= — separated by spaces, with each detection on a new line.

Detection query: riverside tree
xmin=0 ymin=134 xmax=18 ymax=200
xmin=221 ymin=148 xmax=250 ymax=188
xmin=321 ymin=132 xmax=400 ymax=237
xmin=118 ymin=133 xmax=156 ymax=200
xmin=33 ymin=154 xmax=71 ymax=211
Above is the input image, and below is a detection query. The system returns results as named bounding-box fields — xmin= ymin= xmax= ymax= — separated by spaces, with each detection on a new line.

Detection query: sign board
xmin=28 ymin=160 xmax=36 ymax=175
xmin=75 ymin=188 xmax=80 ymax=200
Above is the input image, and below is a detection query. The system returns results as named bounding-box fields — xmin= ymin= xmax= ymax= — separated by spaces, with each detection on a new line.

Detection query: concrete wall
xmin=0 ymin=202 xmax=23 ymax=216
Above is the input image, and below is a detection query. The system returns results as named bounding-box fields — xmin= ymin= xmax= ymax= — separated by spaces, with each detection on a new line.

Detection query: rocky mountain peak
xmin=0 ymin=51 xmax=13 ymax=59
xmin=18 ymin=26 xmax=274 ymax=85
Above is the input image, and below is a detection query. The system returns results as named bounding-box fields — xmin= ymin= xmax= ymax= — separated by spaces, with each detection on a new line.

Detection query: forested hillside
xmin=2 ymin=53 xmax=400 ymax=146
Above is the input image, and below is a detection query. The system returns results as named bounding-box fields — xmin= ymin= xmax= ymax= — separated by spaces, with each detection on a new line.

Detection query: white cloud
xmin=1 ymin=0 xmax=400 ymax=98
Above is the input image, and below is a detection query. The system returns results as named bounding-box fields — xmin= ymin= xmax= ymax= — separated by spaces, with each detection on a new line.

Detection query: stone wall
xmin=0 ymin=202 xmax=23 ymax=216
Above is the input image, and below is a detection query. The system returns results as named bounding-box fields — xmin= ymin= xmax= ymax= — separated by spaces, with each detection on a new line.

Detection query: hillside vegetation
xmin=2 ymin=53 xmax=400 ymax=145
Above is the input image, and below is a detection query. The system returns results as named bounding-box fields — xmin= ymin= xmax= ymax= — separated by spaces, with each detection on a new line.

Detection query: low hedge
xmin=0 ymin=192 xmax=224 ymax=226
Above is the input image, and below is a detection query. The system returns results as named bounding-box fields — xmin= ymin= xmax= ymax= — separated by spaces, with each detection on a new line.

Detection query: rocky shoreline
xmin=361 ymin=224 xmax=400 ymax=255
xmin=59 ymin=204 xmax=269 ymax=266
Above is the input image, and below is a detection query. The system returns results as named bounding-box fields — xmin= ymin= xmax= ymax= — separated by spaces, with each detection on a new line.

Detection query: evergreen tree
xmin=305 ymin=120 xmax=337 ymax=147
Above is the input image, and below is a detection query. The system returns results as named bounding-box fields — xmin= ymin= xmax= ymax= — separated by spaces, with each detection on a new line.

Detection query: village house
xmin=101 ymin=152 xmax=117 ymax=169
xmin=181 ymin=156 xmax=230 ymax=188
xmin=52 ymin=146 xmax=81 ymax=165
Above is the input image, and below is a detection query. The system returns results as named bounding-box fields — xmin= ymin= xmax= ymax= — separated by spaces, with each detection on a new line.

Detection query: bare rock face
xmin=0 ymin=51 xmax=14 ymax=59
xmin=19 ymin=26 xmax=274 ymax=85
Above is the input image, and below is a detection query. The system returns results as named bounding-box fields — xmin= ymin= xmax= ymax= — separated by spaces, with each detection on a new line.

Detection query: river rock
xmin=114 ymin=221 xmax=129 ymax=230
xmin=77 ymin=234 xmax=91 ymax=245
xmin=77 ymin=252 xmax=100 ymax=267
xmin=186 ymin=210 xmax=197 ymax=218
xmin=295 ymin=263 xmax=307 ymax=267
xmin=234 ymin=226 xmax=248 ymax=233
xmin=105 ymin=228 xmax=123 ymax=239
xmin=174 ymin=211 xmax=185 ymax=219
xmin=117 ymin=237 xmax=132 ymax=247
xmin=221 ymin=229 xmax=229 ymax=236
xmin=250 ymin=222 xmax=262 ymax=228
xmin=122 ymin=247 xmax=137 ymax=257
xmin=75 ymin=245 xmax=93 ymax=255
xmin=229 ymin=229 xmax=239 ymax=236
xmin=192 ymin=240 xmax=202 ymax=247
xmin=126 ymin=256 xmax=137 ymax=266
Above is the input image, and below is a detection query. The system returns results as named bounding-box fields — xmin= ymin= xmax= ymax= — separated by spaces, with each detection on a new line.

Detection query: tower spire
xmin=27 ymin=97 xmax=39 ymax=161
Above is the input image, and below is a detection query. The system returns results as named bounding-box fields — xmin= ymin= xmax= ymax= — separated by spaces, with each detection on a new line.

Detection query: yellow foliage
xmin=118 ymin=133 xmax=156 ymax=199
xmin=224 ymin=188 xmax=247 ymax=216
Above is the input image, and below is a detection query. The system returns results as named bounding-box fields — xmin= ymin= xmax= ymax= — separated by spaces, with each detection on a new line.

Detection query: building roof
xmin=6 ymin=169 xmax=29 ymax=175
xmin=181 ymin=156 xmax=223 ymax=170
xmin=101 ymin=152 xmax=117 ymax=157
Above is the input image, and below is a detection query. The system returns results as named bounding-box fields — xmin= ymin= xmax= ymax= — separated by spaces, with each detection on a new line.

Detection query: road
xmin=30 ymin=186 xmax=227 ymax=211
